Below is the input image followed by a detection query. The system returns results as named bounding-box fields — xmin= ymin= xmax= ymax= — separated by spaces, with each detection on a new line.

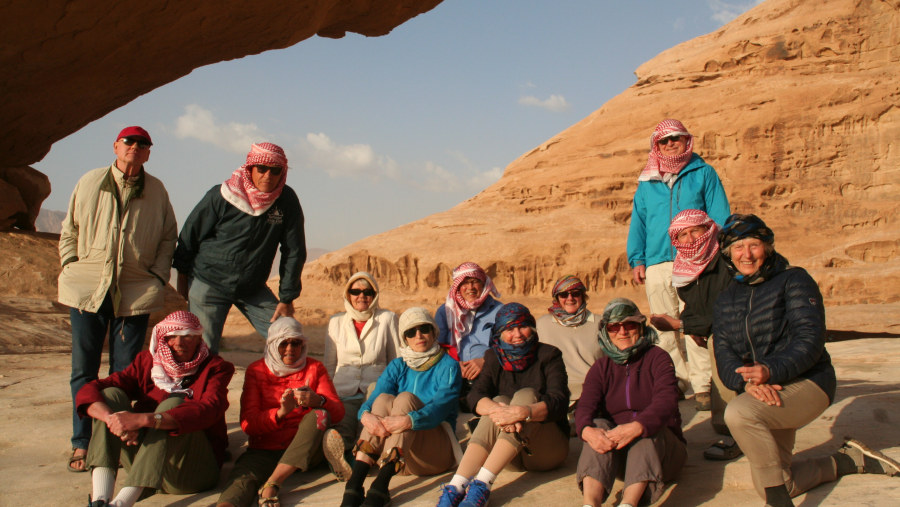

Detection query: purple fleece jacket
xmin=575 ymin=346 xmax=684 ymax=442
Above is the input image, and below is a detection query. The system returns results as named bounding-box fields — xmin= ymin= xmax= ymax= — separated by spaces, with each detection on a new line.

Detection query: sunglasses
xmin=403 ymin=324 xmax=434 ymax=339
xmin=254 ymin=165 xmax=284 ymax=176
xmin=657 ymin=135 xmax=683 ymax=145
xmin=556 ymin=290 xmax=584 ymax=300
xmin=279 ymin=339 xmax=304 ymax=348
xmin=119 ymin=137 xmax=151 ymax=149
xmin=606 ymin=321 xmax=640 ymax=333
xmin=348 ymin=288 xmax=376 ymax=297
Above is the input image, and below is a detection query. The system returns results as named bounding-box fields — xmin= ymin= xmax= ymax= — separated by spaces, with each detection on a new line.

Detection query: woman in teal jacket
xmin=337 ymin=307 xmax=463 ymax=507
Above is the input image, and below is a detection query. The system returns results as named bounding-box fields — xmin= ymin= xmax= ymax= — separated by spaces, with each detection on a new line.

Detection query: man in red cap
xmin=58 ymin=125 xmax=178 ymax=473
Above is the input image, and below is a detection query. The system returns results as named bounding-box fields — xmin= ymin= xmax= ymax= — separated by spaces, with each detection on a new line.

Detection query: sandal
xmin=257 ymin=481 xmax=280 ymax=507
xmin=703 ymin=437 xmax=743 ymax=461
xmin=68 ymin=448 xmax=88 ymax=473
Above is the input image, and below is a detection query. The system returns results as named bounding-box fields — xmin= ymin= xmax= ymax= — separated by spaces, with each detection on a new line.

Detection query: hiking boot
xmin=436 ymin=484 xmax=466 ymax=507
xmin=694 ymin=392 xmax=711 ymax=411
xmin=838 ymin=438 xmax=900 ymax=476
xmin=324 ymin=428 xmax=353 ymax=481
xmin=459 ymin=479 xmax=490 ymax=507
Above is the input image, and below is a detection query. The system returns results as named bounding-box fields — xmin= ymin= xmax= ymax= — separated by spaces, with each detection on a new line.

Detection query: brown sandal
xmin=68 ymin=448 xmax=88 ymax=473
xmin=257 ymin=481 xmax=280 ymax=507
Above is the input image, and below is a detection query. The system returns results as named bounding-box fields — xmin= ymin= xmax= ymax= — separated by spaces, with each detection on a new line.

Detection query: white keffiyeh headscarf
xmin=149 ymin=311 xmax=208 ymax=396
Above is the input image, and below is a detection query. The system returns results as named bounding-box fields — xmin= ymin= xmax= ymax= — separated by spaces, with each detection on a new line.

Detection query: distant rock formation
xmin=35 ymin=209 xmax=66 ymax=234
xmin=0 ymin=167 xmax=51 ymax=230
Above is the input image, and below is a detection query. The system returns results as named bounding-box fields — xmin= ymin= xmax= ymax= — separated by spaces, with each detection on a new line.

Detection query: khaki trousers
xmin=708 ymin=337 xmax=737 ymax=435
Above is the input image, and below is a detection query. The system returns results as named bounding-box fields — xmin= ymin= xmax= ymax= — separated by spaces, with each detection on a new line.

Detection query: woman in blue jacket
xmin=339 ymin=307 xmax=462 ymax=507
xmin=713 ymin=214 xmax=899 ymax=507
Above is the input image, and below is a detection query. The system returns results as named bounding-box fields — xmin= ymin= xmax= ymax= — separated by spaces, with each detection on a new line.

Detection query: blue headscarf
xmin=490 ymin=303 xmax=538 ymax=372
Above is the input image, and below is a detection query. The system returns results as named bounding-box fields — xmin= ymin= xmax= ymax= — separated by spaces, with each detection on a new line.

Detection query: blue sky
xmin=35 ymin=0 xmax=761 ymax=251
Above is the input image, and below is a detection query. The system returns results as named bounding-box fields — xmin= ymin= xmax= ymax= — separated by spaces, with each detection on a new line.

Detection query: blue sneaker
xmin=436 ymin=484 xmax=465 ymax=507
xmin=459 ymin=479 xmax=490 ymax=507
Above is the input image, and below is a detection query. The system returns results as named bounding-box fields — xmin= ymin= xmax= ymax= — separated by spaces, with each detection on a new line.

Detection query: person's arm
xmin=537 ymin=345 xmax=570 ymax=422
xmin=712 ymin=292 xmax=748 ymax=392
xmin=149 ymin=188 xmax=178 ymax=285
xmin=276 ymin=192 xmax=306 ymax=304
xmin=434 ymin=306 xmax=451 ymax=346
xmin=575 ymin=361 xmax=606 ymax=438
xmin=239 ymin=363 xmax=284 ymax=436
xmin=324 ymin=318 xmax=340 ymax=378
xmin=308 ymin=361 xmax=344 ymax=423
xmin=165 ymin=359 xmax=235 ymax=435
xmin=468 ymin=350 xmax=499 ymax=414
xmin=626 ymin=184 xmax=647 ymax=275
xmin=632 ymin=349 xmax=680 ymax=437
xmin=384 ymin=312 xmax=401 ymax=362
xmin=703 ymin=166 xmax=731 ymax=226
xmin=58 ymin=179 xmax=82 ymax=267
xmin=172 ymin=188 xmax=219 ymax=277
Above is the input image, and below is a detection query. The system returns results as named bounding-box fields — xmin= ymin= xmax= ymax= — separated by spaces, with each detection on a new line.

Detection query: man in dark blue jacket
xmin=173 ymin=142 xmax=306 ymax=354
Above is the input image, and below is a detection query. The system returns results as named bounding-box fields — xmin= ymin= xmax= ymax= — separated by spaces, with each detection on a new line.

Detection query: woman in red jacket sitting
xmin=216 ymin=317 xmax=344 ymax=507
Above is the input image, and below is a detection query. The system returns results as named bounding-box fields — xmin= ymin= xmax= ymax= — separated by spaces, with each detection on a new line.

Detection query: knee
xmin=101 ymin=387 xmax=130 ymax=408
xmin=371 ymin=393 xmax=396 ymax=415
xmin=723 ymin=397 xmax=755 ymax=433
xmin=156 ymin=395 xmax=185 ymax=412
xmin=512 ymin=388 xmax=538 ymax=405
xmin=391 ymin=392 xmax=422 ymax=414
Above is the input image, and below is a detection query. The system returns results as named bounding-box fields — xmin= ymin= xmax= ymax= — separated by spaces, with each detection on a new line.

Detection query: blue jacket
xmin=627 ymin=154 xmax=730 ymax=269
xmin=359 ymin=352 xmax=462 ymax=431
xmin=435 ymin=296 xmax=502 ymax=362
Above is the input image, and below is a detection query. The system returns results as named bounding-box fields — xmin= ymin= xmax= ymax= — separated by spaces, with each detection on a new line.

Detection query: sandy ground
xmin=1 ymin=338 xmax=898 ymax=507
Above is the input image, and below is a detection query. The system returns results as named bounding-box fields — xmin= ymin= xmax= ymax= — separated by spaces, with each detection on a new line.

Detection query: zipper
xmin=744 ymin=287 xmax=757 ymax=363
xmin=625 ymin=363 xmax=635 ymax=419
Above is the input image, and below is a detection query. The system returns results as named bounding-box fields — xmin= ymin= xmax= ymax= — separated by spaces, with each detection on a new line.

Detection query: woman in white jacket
xmin=322 ymin=272 xmax=401 ymax=482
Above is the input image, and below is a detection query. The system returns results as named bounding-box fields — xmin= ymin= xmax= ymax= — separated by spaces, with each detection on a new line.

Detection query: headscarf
xmin=668 ymin=209 xmax=721 ymax=287
xmin=397 ymin=307 xmax=444 ymax=371
xmin=264 ymin=317 xmax=308 ymax=377
xmin=343 ymin=271 xmax=380 ymax=322
xmin=639 ymin=119 xmax=695 ymax=184
xmin=718 ymin=213 xmax=785 ymax=285
xmin=547 ymin=275 xmax=589 ymax=327
xmin=149 ymin=311 xmax=209 ymax=396
xmin=597 ymin=298 xmax=657 ymax=365
xmin=220 ymin=142 xmax=288 ymax=216
xmin=444 ymin=262 xmax=501 ymax=347
xmin=489 ymin=303 xmax=538 ymax=372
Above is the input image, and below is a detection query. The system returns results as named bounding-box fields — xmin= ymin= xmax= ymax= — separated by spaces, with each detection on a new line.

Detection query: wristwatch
xmin=153 ymin=413 xmax=163 ymax=429
xmin=524 ymin=406 xmax=533 ymax=422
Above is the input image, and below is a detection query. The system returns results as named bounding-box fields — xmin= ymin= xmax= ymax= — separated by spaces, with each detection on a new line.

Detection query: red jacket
xmin=241 ymin=358 xmax=344 ymax=450
xmin=76 ymin=351 xmax=235 ymax=466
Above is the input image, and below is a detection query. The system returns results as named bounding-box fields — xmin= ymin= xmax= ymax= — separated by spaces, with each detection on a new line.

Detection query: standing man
xmin=173 ymin=142 xmax=306 ymax=355
xmin=58 ymin=126 xmax=178 ymax=472
xmin=626 ymin=119 xmax=730 ymax=408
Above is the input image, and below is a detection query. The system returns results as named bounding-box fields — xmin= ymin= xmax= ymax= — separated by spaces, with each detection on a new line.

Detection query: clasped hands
xmin=104 ymin=411 xmax=147 ymax=446
xmin=483 ymin=402 xmax=529 ymax=434
xmin=735 ymin=362 xmax=783 ymax=406
xmin=582 ymin=421 xmax=643 ymax=454
xmin=276 ymin=387 xmax=323 ymax=420
xmin=361 ymin=410 xmax=412 ymax=438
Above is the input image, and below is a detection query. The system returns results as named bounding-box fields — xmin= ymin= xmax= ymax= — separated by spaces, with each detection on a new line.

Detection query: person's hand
xmin=176 ymin=272 xmax=189 ymax=301
xmin=649 ymin=314 xmax=681 ymax=332
xmin=121 ymin=430 xmax=140 ymax=446
xmin=689 ymin=335 xmax=709 ymax=348
xmin=276 ymin=388 xmax=299 ymax=419
xmin=105 ymin=411 xmax=147 ymax=436
xmin=632 ymin=265 xmax=646 ymax=285
xmin=735 ymin=363 xmax=771 ymax=385
xmin=270 ymin=302 xmax=295 ymax=322
xmin=605 ymin=421 xmax=644 ymax=449
xmin=382 ymin=415 xmax=413 ymax=434
xmin=293 ymin=387 xmax=322 ymax=408
xmin=360 ymin=411 xmax=391 ymax=438
xmin=746 ymin=383 xmax=783 ymax=406
xmin=488 ymin=404 xmax=529 ymax=427
xmin=582 ymin=426 xmax=616 ymax=454
xmin=460 ymin=357 xmax=485 ymax=380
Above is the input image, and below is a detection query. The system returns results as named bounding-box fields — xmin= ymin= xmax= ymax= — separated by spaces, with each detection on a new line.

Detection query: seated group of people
xmin=76 ymin=214 xmax=900 ymax=507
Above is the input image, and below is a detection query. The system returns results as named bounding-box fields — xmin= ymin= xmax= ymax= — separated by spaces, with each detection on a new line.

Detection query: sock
xmin=763 ymin=484 xmax=794 ymax=507
xmin=110 ymin=486 xmax=143 ymax=507
xmin=448 ymin=474 xmax=470 ymax=493
xmin=91 ymin=467 xmax=116 ymax=502
xmin=368 ymin=461 xmax=398 ymax=495
xmin=346 ymin=459 xmax=371 ymax=492
xmin=833 ymin=452 xmax=859 ymax=477
xmin=474 ymin=467 xmax=497 ymax=488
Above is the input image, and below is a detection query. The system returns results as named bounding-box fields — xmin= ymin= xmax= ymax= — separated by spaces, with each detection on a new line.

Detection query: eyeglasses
xmin=606 ymin=321 xmax=640 ymax=334
xmin=119 ymin=137 xmax=151 ymax=149
xmin=348 ymin=288 xmax=376 ymax=297
xmin=657 ymin=135 xmax=683 ymax=146
xmin=556 ymin=290 xmax=584 ymax=300
xmin=254 ymin=165 xmax=284 ymax=176
xmin=403 ymin=324 xmax=434 ymax=339
xmin=279 ymin=339 xmax=304 ymax=348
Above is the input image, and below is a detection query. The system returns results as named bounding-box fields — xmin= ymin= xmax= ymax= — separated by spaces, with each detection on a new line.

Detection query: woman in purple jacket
xmin=575 ymin=298 xmax=686 ymax=507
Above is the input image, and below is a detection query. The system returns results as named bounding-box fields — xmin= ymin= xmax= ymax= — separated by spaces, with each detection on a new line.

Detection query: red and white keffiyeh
xmin=444 ymin=262 xmax=501 ymax=347
xmin=220 ymin=142 xmax=288 ymax=216
xmin=639 ymin=119 xmax=694 ymax=182
xmin=669 ymin=209 xmax=720 ymax=287
xmin=149 ymin=311 xmax=209 ymax=395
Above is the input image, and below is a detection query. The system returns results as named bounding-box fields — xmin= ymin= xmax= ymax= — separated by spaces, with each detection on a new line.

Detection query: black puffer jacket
xmin=712 ymin=255 xmax=835 ymax=403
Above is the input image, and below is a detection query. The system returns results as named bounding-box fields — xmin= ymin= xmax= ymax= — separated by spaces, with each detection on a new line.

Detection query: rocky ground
xmin=1 ymin=334 xmax=898 ymax=507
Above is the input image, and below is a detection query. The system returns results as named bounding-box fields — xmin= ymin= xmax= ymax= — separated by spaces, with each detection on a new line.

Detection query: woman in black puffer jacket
xmin=712 ymin=214 xmax=899 ymax=507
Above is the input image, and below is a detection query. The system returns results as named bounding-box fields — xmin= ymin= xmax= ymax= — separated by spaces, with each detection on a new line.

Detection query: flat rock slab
xmin=1 ymin=339 xmax=897 ymax=506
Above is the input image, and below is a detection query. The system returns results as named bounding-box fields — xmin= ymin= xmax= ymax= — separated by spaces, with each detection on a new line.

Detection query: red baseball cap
xmin=116 ymin=126 xmax=152 ymax=146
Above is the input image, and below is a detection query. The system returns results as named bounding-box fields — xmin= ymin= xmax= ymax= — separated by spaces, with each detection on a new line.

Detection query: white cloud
xmin=467 ymin=166 xmax=504 ymax=190
xmin=518 ymin=94 xmax=571 ymax=112
xmin=419 ymin=161 xmax=462 ymax=192
xmin=173 ymin=104 xmax=264 ymax=154
xmin=707 ymin=0 xmax=764 ymax=24
xmin=300 ymin=132 xmax=399 ymax=181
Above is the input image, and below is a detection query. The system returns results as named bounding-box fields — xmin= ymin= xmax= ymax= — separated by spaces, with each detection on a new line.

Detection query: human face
xmin=348 ymin=280 xmax=375 ymax=312
xmin=167 ymin=334 xmax=202 ymax=363
xmin=500 ymin=326 xmax=533 ymax=346
xmin=113 ymin=137 xmax=150 ymax=173
xmin=251 ymin=164 xmax=283 ymax=193
xmin=459 ymin=277 xmax=485 ymax=304
xmin=657 ymin=134 xmax=687 ymax=156
xmin=278 ymin=338 xmax=305 ymax=364
xmin=556 ymin=289 xmax=584 ymax=314
xmin=729 ymin=238 xmax=768 ymax=276
xmin=675 ymin=225 xmax=708 ymax=245
xmin=606 ymin=321 xmax=641 ymax=351
xmin=403 ymin=324 xmax=435 ymax=352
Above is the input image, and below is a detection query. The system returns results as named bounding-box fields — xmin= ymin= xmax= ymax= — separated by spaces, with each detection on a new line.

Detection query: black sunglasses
xmin=348 ymin=288 xmax=376 ymax=297
xmin=403 ymin=324 xmax=434 ymax=339
xmin=119 ymin=137 xmax=151 ymax=149
xmin=556 ymin=290 xmax=584 ymax=300
xmin=606 ymin=321 xmax=640 ymax=333
xmin=657 ymin=135 xmax=683 ymax=145
xmin=255 ymin=165 xmax=284 ymax=176
xmin=279 ymin=339 xmax=304 ymax=348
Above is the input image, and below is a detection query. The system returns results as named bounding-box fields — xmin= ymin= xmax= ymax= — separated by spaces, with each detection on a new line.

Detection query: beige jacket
xmin=58 ymin=165 xmax=177 ymax=316
xmin=536 ymin=312 xmax=603 ymax=401
xmin=324 ymin=308 xmax=401 ymax=398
